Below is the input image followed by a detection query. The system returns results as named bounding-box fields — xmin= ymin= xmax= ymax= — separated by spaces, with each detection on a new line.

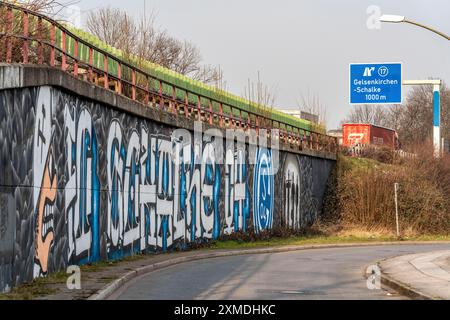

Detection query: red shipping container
xmin=342 ymin=124 xmax=398 ymax=149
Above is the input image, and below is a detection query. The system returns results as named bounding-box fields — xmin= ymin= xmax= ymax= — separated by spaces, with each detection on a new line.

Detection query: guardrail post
xmin=23 ymin=11 xmax=29 ymax=64
xmin=256 ymin=116 xmax=259 ymax=134
xmin=209 ymin=100 xmax=213 ymax=125
xmin=132 ymin=69 xmax=136 ymax=100
xmin=6 ymin=7 xmax=13 ymax=63
xmin=197 ymin=95 xmax=201 ymax=121
xmin=159 ymin=80 xmax=164 ymax=110
xmin=184 ymin=92 xmax=189 ymax=118
xmin=88 ymin=47 xmax=93 ymax=81
xmin=117 ymin=63 xmax=122 ymax=94
xmin=219 ymin=102 xmax=223 ymax=127
xmin=37 ymin=17 xmax=43 ymax=64
xmin=239 ymin=110 xmax=243 ymax=129
xmin=145 ymin=76 xmax=150 ymax=105
xmin=50 ymin=24 xmax=55 ymax=67
xmin=173 ymin=86 xmax=178 ymax=116
xmin=61 ymin=31 xmax=67 ymax=71
xmin=230 ymin=109 xmax=234 ymax=129
xmin=103 ymin=54 xmax=108 ymax=89
xmin=73 ymin=39 xmax=79 ymax=77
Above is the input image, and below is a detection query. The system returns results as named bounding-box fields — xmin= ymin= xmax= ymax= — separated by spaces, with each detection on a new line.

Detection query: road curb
xmin=88 ymin=241 xmax=450 ymax=300
xmin=378 ymin=270 xmax=436 ymax=300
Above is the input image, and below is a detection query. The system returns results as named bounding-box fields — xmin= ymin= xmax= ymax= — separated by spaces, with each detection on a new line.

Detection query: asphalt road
xmin=111 ymin=244 xmax=450 ymax=300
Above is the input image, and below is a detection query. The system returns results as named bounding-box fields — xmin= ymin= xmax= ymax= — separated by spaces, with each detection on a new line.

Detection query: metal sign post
xmin=394 ymin=183 xmax=400 ymax=238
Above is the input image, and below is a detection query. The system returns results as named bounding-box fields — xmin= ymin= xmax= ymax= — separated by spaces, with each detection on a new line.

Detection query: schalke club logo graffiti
xmin=253 ymin=148 xmax=274 ymax=233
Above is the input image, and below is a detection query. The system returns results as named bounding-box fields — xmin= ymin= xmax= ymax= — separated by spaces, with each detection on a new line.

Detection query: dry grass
xmin=327 ymin=144 xmax=450 ymax=236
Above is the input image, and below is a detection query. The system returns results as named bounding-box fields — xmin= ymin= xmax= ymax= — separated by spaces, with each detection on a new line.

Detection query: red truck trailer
xmin=342 ymin=123 xmax=399 ymax=150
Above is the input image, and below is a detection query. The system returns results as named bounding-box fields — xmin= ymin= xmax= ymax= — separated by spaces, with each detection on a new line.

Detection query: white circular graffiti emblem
xmin=253 ymin=148 xmax=274 ymax=233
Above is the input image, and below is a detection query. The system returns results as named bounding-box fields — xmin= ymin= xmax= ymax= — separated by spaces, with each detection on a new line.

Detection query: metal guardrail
xmin=0 ymin=1 xmax=337 ymax=153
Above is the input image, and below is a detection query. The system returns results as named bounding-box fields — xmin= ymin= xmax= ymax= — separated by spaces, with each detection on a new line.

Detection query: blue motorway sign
xmin=350 ymin=63 xmax=402 ymax=104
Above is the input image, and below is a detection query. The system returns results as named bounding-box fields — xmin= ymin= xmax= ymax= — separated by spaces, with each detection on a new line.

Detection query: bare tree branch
xmin=86 ymin=5 xmax=220 ymax=84
xmin=6 ymin=0 xmax=79 ymax=17
xmin=243 ymin=71 xmax=277 ymax=127
xmin=297 ymin=89 xmax=327 ymax=126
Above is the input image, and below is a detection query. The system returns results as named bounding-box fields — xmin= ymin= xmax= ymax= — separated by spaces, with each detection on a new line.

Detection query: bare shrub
xmin=335 ymin=144 xmax=450 ymax=235
xmin=243 ymin=71 xmax=276 ymax=128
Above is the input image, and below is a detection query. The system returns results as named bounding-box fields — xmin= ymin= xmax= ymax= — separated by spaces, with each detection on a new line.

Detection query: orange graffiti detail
xmin=34 ymin=150 xmax=57 ymax=275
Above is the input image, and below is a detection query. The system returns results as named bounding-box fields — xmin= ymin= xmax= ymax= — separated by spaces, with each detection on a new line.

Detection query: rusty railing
xmin=0 ymin=1 xmax=338 ymax=153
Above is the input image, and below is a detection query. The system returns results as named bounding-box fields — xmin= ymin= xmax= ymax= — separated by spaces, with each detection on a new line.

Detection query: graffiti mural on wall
xmin=253 ymin=148 xmax=274 ymax=233
xmin=0 ymin=85 xmax=334 ymax=292
xmin=33 ymin=87 xmax=56 ymax=278
xmin=225 ymin=140 xmax=250 ymax=235
xmin=105 ymin=123 xmax=226 ymax=257
xmin=283 ymin=155 xmax=301 ymax=229
xmin=64 ymin=104 xmax=100 ymax=265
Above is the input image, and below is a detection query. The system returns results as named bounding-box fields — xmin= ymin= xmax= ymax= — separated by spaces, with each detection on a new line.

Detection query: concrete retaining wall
xmin=0 ymin=65 xmax=335 ymax=292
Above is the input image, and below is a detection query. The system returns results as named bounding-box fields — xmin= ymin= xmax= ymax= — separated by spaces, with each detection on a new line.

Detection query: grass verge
xmin=0 ymin=254 xmax=147 ymax=300
xmin=208 ymin=234 xmax=450 ymax=250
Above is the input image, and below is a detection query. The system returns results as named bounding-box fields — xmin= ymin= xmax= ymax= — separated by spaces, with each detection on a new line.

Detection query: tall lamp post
xmin=380 ymin=15 xmax=449 ymax=156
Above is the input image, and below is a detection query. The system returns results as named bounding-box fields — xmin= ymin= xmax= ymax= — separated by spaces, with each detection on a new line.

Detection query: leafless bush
xmin=335 ymin=144 xmax=450 ymax=235
xmin=297 ymin=90 xmax=327 ymax=128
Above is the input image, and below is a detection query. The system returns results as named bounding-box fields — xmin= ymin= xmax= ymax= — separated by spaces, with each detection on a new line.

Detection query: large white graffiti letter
xmin=200 ymin=142 xmax=215 ymax=238
xmin=65 ymin=105 xmax=99 ymax=263
xmin=224 ymin=142 xmax=248 ymax=235
xmin=123 ymin=131 xmax=141 ymax=249
xmin=171 ymin=129 xmax=191 ymax=243
xmin=107 ymin=120 xmax=124 ymax=253
xmin=156 ymin=138 xmax=174 ymax=249
xmin=139 ymin=127 xmax=157 ymax=249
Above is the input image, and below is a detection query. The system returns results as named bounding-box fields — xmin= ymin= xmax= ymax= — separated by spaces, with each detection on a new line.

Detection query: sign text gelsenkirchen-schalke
xmin=350 ymin=63 xmax=403 ymax=104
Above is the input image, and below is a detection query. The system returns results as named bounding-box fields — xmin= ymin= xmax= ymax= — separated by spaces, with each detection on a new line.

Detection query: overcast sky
xmin=68 ymin=0 xmax=449 ymax=129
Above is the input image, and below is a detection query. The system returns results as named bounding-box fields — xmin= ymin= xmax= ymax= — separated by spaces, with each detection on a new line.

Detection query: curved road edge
xmin=88 ymin=241 xmax=450 ymax=300
xmin=378 ymin=250 xmax=450 ymax=300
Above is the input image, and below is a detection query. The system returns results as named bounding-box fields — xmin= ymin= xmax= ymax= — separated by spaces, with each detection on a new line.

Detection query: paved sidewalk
xmin=379 ymin=250 xmax=450 ymax=300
